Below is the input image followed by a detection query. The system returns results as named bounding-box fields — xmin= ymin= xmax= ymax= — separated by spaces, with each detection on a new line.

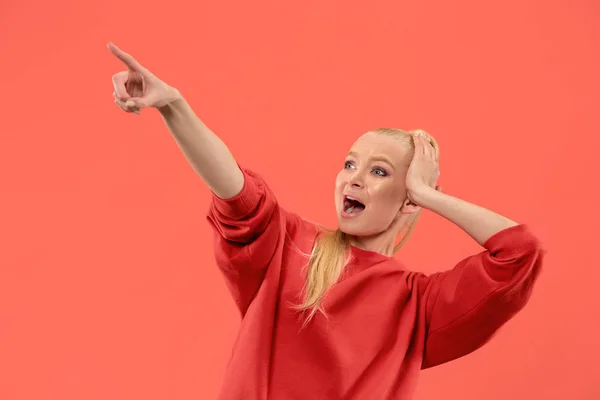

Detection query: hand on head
xmin=405 ymin=132 xmax=442 ymax=204
xmin=107 ymin=42 xmax=180 ymax=114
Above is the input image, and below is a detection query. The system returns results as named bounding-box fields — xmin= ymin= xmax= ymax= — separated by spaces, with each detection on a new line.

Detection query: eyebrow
xmin=347 ymin=151 xmax=396 ymax=171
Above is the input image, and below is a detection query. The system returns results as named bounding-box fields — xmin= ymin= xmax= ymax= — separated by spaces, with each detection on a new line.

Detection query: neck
xmin=349 ymin=235 xmax=395 ymax=256
xmin=348 ymin=225 xmax=403 ymax=256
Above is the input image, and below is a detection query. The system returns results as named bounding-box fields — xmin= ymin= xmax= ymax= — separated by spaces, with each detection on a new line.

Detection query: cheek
xmin=334 ymin=172 xmax=345 ymax=204
xmin=368 ymin=181 xmax=406 ymax=210
xmin=389 ymin=185 xmax=407 ymax=204
xmin=335 ymin=171 xmax=346 ymax=191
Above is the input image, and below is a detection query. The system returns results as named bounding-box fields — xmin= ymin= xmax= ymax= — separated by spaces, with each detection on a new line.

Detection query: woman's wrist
xmin=408 ymin=185 xmax=443 ymax=210
xmin=157 ymin=87 xmax=184 ymax=114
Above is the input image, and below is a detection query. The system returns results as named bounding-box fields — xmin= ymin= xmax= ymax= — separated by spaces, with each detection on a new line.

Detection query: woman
xmin=108 ymin=43 xmax=545 ymax=399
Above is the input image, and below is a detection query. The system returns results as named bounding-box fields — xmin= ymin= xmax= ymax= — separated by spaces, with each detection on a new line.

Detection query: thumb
xmin=125 ymin=98 xmax=150 ymax=109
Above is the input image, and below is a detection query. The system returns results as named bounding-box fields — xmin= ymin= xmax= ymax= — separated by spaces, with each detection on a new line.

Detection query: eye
xmin=372 ymin=167 xmax=387 ymax=177
xmin=344 ymin=160 xmax=355 ymax=169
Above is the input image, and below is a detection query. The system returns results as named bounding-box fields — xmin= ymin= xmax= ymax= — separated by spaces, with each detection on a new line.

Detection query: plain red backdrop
xmin=1 ymin=0 xmax=599 ymax=399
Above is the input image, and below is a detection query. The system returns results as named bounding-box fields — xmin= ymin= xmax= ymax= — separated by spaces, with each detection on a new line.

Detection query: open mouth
xmin=343 ymin=195 xmax=366 ymax=216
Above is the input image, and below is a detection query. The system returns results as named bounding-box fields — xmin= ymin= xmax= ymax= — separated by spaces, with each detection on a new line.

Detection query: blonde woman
xmin=109 ymin=43 xmax=545 ymax=399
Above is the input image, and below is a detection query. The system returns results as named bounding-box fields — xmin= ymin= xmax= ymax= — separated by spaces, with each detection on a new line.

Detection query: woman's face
xmin=335 ymin=132 xmax=413 ymax=237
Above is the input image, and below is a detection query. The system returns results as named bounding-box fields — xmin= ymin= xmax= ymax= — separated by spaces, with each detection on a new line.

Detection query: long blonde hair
xmin=295 ymin=128 xmax=440 ymax=323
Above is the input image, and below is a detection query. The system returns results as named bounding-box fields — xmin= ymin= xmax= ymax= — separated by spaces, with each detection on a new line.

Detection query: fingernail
xmin=125 ymin=100 xmax=136 ymax=108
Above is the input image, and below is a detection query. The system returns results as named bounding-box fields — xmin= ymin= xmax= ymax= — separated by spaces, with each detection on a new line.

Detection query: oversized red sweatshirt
xmin=207 ymin=168 xmax=544 ymax=400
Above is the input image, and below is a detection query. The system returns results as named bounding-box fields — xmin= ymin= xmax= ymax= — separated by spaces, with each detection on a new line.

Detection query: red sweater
xmin=207 ymin=168 xmax=544 ymax=400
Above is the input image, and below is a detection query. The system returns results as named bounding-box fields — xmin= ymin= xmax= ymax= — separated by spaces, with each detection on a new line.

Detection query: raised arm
xmin=158 ymin=99 xmax=245 ymax=199
xmin=418 ymin=223 xmax=544 ymax=368
xmin=415 ymin=192 xmax=545 ymax=369
xmin=108 ymin=42 xmax=244 ymax=199
xmin=407 ymin=133 xmax=545 ymax=368
xmin=108 ymin=43 xmax=285 ymax=315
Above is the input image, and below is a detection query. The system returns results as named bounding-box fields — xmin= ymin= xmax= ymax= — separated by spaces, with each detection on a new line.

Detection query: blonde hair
xmin=295 ymin=128 xmax=440 ymax=324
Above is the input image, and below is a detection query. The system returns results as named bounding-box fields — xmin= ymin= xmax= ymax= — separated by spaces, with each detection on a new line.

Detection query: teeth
xmin=346 ymin=207 xmax=354 ymax=213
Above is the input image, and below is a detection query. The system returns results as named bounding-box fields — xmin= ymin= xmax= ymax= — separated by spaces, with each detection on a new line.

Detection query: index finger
xmin=107 ymin=42 xmax=148 ymax=74
xmin=420 ymin=135 xmax=435 ymax=160
xmin=416 ymin=132 xmax=437 ymax=160
xmin=412 ymin=132 xmax=425 ymax=156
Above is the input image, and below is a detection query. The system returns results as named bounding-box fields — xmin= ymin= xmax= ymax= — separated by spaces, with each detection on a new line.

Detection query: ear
xmin=399 ymin=198 xmax=420 ymax=215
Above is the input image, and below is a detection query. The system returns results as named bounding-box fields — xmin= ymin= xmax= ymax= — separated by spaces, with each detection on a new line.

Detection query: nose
xmin=348 ymin=170 xmax=365 ymax=189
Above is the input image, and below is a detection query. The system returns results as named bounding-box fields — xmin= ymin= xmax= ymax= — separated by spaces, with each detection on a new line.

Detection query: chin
xmin=337 ymin=218 xmax=377 ymax=237
xmin=338 ymin=207 xmax=394 ymax=237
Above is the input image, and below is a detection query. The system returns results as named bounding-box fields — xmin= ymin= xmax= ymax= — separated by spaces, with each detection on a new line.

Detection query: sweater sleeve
xmin=420 ymin=224 xmax=545 ymax=369
xmin=206 ymin=167 xmax=284 ymax=316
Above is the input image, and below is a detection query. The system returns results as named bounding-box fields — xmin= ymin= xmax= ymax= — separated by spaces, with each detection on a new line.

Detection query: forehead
xmin=348 ymin=132 xmax=410 ymax=166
